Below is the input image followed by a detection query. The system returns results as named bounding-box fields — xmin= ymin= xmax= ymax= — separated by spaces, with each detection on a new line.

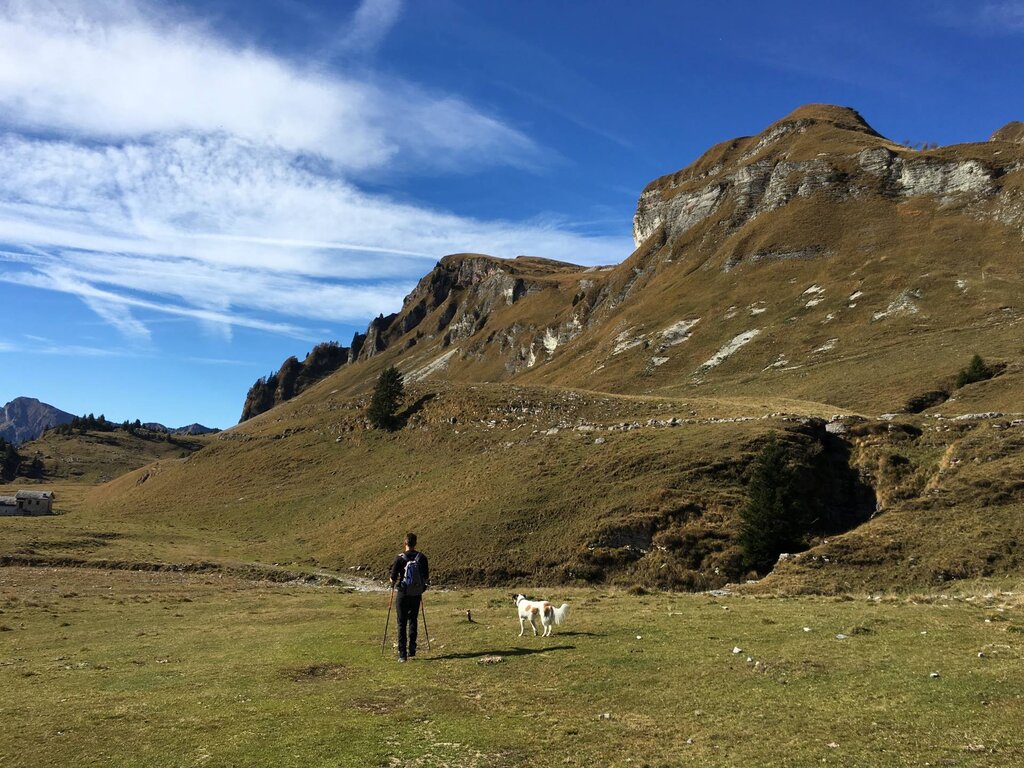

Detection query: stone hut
xmin=0 ymin=490 xmax=56 ymax=515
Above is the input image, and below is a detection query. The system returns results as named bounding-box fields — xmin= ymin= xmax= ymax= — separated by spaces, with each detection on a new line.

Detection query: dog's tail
xmin=552 ymin=603 xmax=570 ymax=625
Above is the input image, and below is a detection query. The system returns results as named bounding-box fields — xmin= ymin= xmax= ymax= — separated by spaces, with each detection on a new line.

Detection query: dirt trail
xmin=0 ymin=554 xmax=387 ymax=590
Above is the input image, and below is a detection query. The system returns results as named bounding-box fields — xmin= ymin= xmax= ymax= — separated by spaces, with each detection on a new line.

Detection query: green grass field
xmin=2 ymin=567 xmax=1022 ymax=767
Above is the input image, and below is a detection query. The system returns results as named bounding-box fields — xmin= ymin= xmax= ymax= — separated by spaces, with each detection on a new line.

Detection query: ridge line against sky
xmin=0 ymin=0 xmax=1021 ymax=426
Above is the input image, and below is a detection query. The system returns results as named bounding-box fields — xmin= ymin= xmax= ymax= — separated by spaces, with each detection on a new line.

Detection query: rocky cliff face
xmin=240 ymin=341 xmax=352 ymax=421
xmin=632 ymin=104 xmax=1014 ymax=249
xmin=0 ymin=397 xmax=74 ymax=445
xmin=240 ymin=254 xmax=583 ymax=419
xmin=242 ymin=104 xmax=1024 ymax=417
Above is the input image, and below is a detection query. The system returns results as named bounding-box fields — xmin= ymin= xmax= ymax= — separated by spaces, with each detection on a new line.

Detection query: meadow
xmin=2 ymin=566 xmax=1022 ymax=767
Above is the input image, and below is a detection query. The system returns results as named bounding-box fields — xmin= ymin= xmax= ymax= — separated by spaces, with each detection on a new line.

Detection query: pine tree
xmin=738 ymin=437 xmax=811 ymax=574
xmin=955 ymin=353 xmax=994 ymax=389
xmin=367 ymin=366 xmax=405 ymax=430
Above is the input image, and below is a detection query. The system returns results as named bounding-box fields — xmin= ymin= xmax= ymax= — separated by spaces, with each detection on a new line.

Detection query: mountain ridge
xmin=241 ymin=103 xmax=1024 ymax=421
xmin=0 ymin=397 xmax=74 ymax=445
xmin=66 ymin=103 xmax=1024 ymax=590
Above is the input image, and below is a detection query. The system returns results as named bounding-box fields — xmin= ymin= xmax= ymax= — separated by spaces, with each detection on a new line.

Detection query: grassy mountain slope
xmin=75 ymin=385 xmax=844 ymax=586
xmin=244 ymin=104 xmax=1024 ymax=418
xmin=12 ymin=426 xmax=209 ymax=485
xmin=37 ymin=104 xmax=1024 ymax=591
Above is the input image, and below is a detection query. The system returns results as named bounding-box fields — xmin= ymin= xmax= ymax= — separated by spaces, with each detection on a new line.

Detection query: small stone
xmin=593 ymin=437 xmax=606 ymax=445
xmin=599 ymin=712 xmax=612 ymax=721
xmin=636 ymin=635 xmax=642 ymax=640
xmin=803 ymin=627 xmax=812 ymax=632
xmin=835 ymin=634 xmax=848 ymax=640
xmin=732 ymin=647 xmax=742 ymax=654
xmin=930 ymin=671 xmax=940 ymax=679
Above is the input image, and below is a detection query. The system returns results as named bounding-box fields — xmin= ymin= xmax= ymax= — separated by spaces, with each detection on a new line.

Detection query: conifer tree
xmin=738 ymin=437 xmax=811 ymax=574
xmin=367 ymin=366 xmax=404 ymax=430
xmin=1 ymin=441 xmax=20 ymax=481
xmin=955 ymin=353 xmax=994 ymax=389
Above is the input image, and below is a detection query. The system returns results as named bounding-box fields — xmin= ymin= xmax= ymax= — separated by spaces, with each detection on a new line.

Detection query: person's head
xmin=404 ymin=532 xmax=417 ymax=551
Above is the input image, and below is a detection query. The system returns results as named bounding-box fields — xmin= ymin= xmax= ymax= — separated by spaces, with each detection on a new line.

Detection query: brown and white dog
xmin=513 ymin=594 xmax=570 ymax=637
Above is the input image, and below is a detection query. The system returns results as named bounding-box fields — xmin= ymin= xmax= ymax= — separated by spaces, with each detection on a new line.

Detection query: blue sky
xmin=1 ymin=0 xmax=1022 ymax=428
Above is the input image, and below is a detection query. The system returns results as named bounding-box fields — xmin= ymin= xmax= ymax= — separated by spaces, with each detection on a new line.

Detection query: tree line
xmin=0 ymin=437 xmax=43 ymax=482
xmin=49 ymin=415 xmax=185 ymax=444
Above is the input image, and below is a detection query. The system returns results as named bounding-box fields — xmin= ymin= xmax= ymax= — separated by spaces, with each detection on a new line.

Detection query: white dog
xmin=514 ymin=594 xmax=570 ymax=637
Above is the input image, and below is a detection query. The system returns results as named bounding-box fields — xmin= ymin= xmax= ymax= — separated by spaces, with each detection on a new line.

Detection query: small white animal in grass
xmin=513 ymin=594 xmax=570 ymax=637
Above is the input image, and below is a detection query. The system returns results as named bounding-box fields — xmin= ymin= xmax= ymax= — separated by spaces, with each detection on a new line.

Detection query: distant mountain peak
xmin=770 ymin=103 xmax=880 ymax=136
xmin=143 ymin=422 xmax=219 ymax=436
xmin=990 ymin=121 xmax=1024 ymax=143
xmin=240 ymin=104 xmax=1024 ymax=430
xmin=0 ymin=397 xmax=74 ymax=445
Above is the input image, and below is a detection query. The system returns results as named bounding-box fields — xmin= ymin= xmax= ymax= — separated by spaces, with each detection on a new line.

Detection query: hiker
xmin=389 ymin=532 xmax=429 ymax=662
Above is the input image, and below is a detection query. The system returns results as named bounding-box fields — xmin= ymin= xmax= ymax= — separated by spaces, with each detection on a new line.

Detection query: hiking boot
xmin=398 ymin=656 xmax=407 ymax=663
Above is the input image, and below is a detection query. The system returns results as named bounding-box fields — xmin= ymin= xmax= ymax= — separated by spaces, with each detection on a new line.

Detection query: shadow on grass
xmin=423 ymin=645 xmax=575 ymax=660
xmin=396 ymin=393 xmax=437 ymax=429
xmin=552 ymin=630 xmax=602 ymax=638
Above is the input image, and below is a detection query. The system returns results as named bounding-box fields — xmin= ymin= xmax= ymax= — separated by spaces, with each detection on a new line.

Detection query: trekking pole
xmin=381 ymin=585 xmax=395 ymax=655
xmin=420 ymin=596 xmax=432 ymax=652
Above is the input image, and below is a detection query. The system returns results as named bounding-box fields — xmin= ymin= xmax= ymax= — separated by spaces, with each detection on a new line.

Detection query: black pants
xmin=396 ymin=594 xmax=421 ymax=658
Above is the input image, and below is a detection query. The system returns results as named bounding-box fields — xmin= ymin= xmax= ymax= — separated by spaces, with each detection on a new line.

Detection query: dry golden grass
xmin=12 ymin=427 xmax=209 ymax=484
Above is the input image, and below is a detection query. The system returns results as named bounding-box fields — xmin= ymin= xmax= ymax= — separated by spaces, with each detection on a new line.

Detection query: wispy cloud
xmin=978 ymin=1 xmax=1024 ymax=30
xmin=332 ymin=0 xmax=404 ymax=56
xmin=186 ymin=356 xmax=263 ymax=367
xmin=0 ymin=0 xmax=534 ymax=170
xmin=934 ymin=1 xmax=1024 ymax=35
xmin=1 ymin=337 xmax=126 ymax=357
xmin=0 ymin=264 xmax=323 ymax=340
xmin=0 ymin=0 xmax=632 ymax=344
xmin=0 ymin=132 xmax=630 ymax=339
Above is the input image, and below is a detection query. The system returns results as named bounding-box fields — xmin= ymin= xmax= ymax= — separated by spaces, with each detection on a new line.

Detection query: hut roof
xmin=15 ymin=490 xmax=54 ymax=500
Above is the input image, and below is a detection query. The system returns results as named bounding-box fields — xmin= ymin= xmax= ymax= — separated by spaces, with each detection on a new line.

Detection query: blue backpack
xmin=400 ymin=552 xmax=425 ymax=596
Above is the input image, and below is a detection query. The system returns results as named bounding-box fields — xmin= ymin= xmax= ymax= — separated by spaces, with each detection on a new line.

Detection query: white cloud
xmin=0 ymin=0 xmax=537 ymax=170
xmin=0 ymin=264 xmax=324 ymax=339
xmin=0 ymin=0 xmax=634 ymax=343
xmin=0 ymin=134 xmax=631 ymax=337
